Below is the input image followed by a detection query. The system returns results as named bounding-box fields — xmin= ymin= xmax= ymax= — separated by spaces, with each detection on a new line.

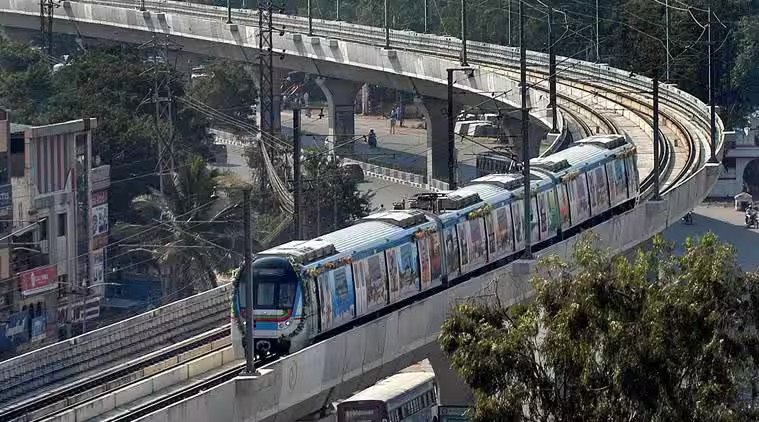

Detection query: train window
xmin=256 ymin=283 xmax=276 ymax=307
xmin=278 ymin=282 xmax=296 ymax=308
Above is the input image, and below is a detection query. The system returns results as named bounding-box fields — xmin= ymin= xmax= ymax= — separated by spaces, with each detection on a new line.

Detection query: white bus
xmin=336 ymin=371 xmax=438 ymax=422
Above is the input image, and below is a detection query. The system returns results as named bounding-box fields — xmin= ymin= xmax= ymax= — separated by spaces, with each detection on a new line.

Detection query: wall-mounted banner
xmin=20 ymin=264 xmax=58 ymax=296
xmin=91 ymin=203 xmax=109 ymax=237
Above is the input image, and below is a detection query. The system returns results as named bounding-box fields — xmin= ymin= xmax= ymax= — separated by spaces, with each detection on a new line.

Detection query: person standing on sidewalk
xmin=389 ymin=108 xmax=397 ymax=134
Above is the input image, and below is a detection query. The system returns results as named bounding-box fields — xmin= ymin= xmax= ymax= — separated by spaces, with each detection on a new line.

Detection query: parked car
xmin=340 ymin=163 xmax=364 ymax=183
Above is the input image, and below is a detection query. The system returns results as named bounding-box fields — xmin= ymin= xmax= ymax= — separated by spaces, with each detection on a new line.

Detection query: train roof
xmin=257 ymin=210 xmax=433 ymax=264
xmin=531 ymin=134 xmax=632 ymax=177
xmin=343 ymin=371 xmax=435 ymax=404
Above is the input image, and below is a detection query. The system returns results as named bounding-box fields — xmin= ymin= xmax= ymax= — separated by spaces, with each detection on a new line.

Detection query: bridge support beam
xmin=315 ymin=77 xmax=362 ymax=153
xmin=427 ymin=344 xmax=475 ymax=407
xmin=501 ymin=116 xmax=547 ymax=159
xmin=415 ymin=96 xmax=461 ymax=188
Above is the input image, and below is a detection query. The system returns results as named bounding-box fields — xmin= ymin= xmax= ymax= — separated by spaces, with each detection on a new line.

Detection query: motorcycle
xmin=682 ymin=211 xmax=693 ymax=225
xmin=746 ymin=212 xmax=758 ymax=229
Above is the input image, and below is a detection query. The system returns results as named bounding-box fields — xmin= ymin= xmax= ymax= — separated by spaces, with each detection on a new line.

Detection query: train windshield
xmin=242 ymin=257 xmax=298 ymax=310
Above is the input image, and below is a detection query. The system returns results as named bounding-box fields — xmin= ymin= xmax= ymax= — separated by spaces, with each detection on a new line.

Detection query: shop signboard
xmin=19 ymin=264 xmax=58 ymax=296
xmin=438 ymin=406 xmax=472 ymax=422
xmin=31 ymin=314 xmax=46 ymax=342
xmin=2 ymin=312 xmax=29 ymax=346
xmin=91 ymin=189 xmax=108 ymax=206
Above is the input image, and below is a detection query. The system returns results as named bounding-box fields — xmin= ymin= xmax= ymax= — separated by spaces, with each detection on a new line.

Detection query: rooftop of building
xmin=10 ymin=122 xmax=32 ymax=134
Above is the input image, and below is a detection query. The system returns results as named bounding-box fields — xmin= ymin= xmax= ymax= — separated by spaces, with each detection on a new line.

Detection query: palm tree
xmin=115 ymin=157 xmax=243 ymax=299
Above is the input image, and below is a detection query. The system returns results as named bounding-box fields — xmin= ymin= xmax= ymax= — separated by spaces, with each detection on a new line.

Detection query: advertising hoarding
xmin=19 ymin=265 xmax=58 ymax=296
xmin=91 ymin=203 xmax=108 ymax=237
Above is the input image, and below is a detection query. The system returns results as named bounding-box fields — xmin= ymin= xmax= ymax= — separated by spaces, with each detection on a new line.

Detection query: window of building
xmin=39 ymin=219 xmax=48 ymax=241
xmin=58 ymin=213 xmax=66 ymax=237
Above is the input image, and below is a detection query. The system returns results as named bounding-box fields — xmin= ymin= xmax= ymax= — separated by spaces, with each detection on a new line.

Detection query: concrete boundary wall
xmin=41 ymin=345 xmax=238 ymax=422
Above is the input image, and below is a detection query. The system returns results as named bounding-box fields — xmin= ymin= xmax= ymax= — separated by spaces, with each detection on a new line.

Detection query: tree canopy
xmin=300 ymin=149 xmax=373 ymax=238
xmin=0 ymin=41 xmax=213 ymax=216
xmin=439 ymin=234 xmax=759 ymax=421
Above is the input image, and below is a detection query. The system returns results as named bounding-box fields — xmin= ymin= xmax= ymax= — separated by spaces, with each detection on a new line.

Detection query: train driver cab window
xmin=251 ymin=258 xmax=298 ymax=309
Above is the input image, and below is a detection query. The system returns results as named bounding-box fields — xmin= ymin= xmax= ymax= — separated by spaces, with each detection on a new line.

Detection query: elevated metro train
xmin=232 ymin=134 xmax=640 ymax=357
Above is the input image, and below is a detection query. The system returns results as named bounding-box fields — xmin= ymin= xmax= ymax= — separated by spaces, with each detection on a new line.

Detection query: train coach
xmin=232 ymin=134 xmax=639 ymax=357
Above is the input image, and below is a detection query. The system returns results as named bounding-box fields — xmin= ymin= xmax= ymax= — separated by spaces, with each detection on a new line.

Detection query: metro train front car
xmin=231 ymin=253 xmax=307 ymax=359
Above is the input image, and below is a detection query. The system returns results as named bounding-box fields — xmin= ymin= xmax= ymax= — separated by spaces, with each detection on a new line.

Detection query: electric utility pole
xmin=460 ymin=0 xmax=468 ymax=66
xmin=447 ymin=69 xmax=456 ymax=189
xmin=424 ymin=0 xmax=428 ymax=32
xmin=653 ymin=74 xmax=661 ymax=200
xmin=520 ymin=0 xmax=532 ymax=259
xmin=242 ymin=188 xmax=256 ymax=375
xmin=307 ymin=0 xmax=313 ymax=35
xmin=258 ymin=0 xmax=275 ymax=138
xmin=139 ymin=35 xmax=181 ymax=195
xmin=384 ymin=0 xmax=390 ymax=49
xmin=665 ymin=0 xmax=670 ymax=80
xmin=548 ymin=6 xmax=557 ymax=133
xmin=707 ymin=6 xmax=718 ymax=163
xmin=40 ymin=0 xmax=60 ymax=57
xmin=292 ymin=108 xmax=303 ymax=238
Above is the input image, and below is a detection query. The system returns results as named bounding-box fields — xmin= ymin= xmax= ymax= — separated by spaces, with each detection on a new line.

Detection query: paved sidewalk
xmin=281 ymin=111 xmax=485 ymax=182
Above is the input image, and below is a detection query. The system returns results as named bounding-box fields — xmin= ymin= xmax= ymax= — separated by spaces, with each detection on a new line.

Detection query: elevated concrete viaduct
xmin=0 ymin=0 xmax=727 ymax=420
xmin=0 ymin=0 xmax=552 ymax=186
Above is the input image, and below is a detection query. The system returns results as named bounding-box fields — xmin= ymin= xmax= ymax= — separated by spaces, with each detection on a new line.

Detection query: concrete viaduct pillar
xmin=415 ymin=97 xmax=461 ymax=187
xmin=426 ymin=344 xmax=475 ymax=408
xmin=501 ymin=117 xmax=549 ymax=159
xmin=316 ymin=77 xmax=362 ymax=153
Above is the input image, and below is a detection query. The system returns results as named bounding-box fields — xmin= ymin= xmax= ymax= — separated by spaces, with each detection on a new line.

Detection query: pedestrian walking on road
xmin=368 ymin=129 xmax=377 ymax=148
xmin=389 ymin=109 xmax=397 ymax=134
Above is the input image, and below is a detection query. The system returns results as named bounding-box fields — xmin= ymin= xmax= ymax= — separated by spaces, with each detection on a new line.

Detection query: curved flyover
xmin=0 ymin=1 xmax=725 ymax=421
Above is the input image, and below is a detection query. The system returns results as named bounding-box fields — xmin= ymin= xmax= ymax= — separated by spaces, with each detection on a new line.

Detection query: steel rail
xmin=0 ymin=326 xmax=230 ymax=421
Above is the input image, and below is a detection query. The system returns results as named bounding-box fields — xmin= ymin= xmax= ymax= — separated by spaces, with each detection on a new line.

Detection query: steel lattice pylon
xmin=138 ymin=34 xmax=183 ymax=195
xmin=258 ymin=0 xmax=274 ymax=137
xmin=40 ymin=0 xmax=59 ymax=57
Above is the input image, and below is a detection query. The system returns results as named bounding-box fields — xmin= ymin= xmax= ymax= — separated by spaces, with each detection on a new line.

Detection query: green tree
xmin=0 ymin=41 xmax=52 ymax=121
xmin=301 ymin=149 xmax=372 ymax=238
xmin=439 ymin=234 xmax=759 ymax=422
xmin=0 ymin=41 xmax=214 ymax=218
xmin=116 ymin=157 xmax=242 ymax=298
xmin=187 ymin=60 xmax=258 ymax=124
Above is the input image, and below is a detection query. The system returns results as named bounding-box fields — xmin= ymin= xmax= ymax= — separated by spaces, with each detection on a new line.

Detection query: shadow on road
xmin=662 ymin=210 xmax=759 ymax=271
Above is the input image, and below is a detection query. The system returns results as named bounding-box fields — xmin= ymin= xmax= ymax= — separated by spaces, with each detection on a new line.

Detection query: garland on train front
xmin=284 ymin=257 xmax=311 ymax=339
xmin=467 ymin=203 xmax=494 ymax=220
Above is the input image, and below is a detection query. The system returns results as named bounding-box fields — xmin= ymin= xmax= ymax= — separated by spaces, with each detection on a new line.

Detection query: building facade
xmin=709 ymin=112 xmax=759 ymax=198
xmin=0 ymin=112 xmax=109 ymax=357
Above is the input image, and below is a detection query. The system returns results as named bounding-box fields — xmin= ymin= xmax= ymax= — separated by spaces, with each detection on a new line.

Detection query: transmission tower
xmin=40 ymin=0 xmax=59 ymax=57
xmin=139 ymin=34 xmax=183 ymax=195
xmin=258 ymin=0 xmax=275 ymax=138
